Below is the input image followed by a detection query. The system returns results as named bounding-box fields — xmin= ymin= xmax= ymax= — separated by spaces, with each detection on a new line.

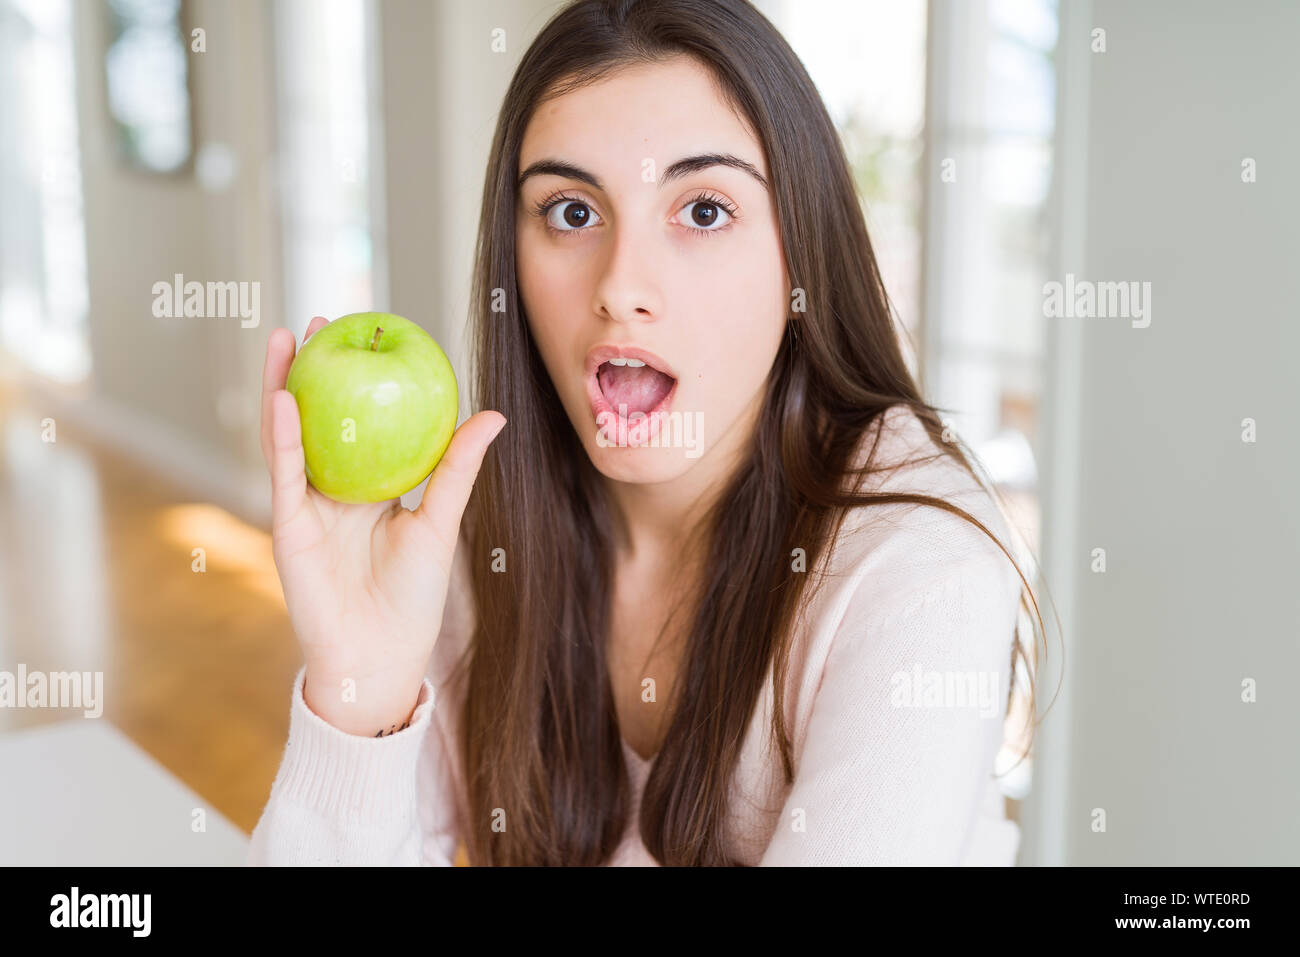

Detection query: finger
xmin=261 ymin=328 xmax=297 ymax=470
xmin=417 ymin=411 xmax=507 ymax=535
xmin=270 ymin=389 xmax=309 ymax=530
xmin=304 ymin=315 xmax=329 ymax=341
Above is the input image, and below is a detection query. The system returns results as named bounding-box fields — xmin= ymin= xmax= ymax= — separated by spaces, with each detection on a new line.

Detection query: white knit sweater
xmin=248 ymin=404 xmax=1026 ymax=865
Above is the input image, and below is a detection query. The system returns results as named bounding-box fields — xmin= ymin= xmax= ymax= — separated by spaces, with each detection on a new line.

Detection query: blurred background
xmin=0 ymin=0 xmax=1295 ymax=865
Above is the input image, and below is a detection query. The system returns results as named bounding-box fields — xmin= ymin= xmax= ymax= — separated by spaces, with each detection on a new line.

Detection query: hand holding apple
xmin=260 ymin=316 xmax=506 ymax=736
xmin=285 ymin=311 xmax=458 ymax=504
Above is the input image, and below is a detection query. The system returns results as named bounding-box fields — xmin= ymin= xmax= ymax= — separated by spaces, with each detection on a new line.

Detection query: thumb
xmin=270 ymin=389 xmax=309 ymax=530
xmin=417 ymin=411 xmax=507 ymax=535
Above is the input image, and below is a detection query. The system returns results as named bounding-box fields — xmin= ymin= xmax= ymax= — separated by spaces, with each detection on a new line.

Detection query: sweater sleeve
xmin=758 ymin=521 xmax=1023 ymax=866
xmin=246 ymin=664 xmax=459 ymax=866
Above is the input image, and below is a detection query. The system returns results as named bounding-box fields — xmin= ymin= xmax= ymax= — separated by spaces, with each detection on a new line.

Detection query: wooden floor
xmin=0 ymin=379 xmax=472 ymax=865
xmin=0 ymin=383 xmax=302 ymax=836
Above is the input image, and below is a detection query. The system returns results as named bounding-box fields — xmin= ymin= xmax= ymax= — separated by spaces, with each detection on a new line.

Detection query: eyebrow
xmin=516 ymin=152 xmax=769 ymax=193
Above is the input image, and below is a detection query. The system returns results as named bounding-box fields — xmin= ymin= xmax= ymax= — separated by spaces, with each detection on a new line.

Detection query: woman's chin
xmin=559 ymin=397 xmax=714 ymax=482
xmin=582 ymin=434 xmax=703 ymax=484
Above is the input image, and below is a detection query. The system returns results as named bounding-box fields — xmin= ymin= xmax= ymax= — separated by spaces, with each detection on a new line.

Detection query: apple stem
xmin=369 ymin=326 xmax=384 ymax=351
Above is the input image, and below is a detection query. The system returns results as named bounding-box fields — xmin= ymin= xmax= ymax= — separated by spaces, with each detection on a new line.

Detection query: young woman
xmin=250 ymin=0 xmax=1046 ymax=866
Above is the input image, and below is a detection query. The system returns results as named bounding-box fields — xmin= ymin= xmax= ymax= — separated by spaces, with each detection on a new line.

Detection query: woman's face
xmin=516 ymin=55 xmax=790 ymax=487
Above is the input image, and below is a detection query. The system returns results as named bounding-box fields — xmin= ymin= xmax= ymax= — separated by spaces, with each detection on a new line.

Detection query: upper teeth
xmin=607 ymin=357 xmax=646 ymax=367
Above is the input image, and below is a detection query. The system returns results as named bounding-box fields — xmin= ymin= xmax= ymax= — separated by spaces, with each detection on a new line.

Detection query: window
xmin=104 ymin=0 xmax=193 ymax=174
xmin=0 ymin=0 xmax=91 ymax=382
xmin=923 ymin=0 xmax=1059 ymax=805
xmin=272 ymin=0 xmax=387 ymax=339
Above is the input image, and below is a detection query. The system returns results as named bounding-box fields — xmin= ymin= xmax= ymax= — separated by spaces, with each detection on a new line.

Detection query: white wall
xmin=1021 ymin=0 xmax=1300 ymax=864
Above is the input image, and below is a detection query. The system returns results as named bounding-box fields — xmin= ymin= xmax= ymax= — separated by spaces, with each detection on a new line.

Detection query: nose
xmin=590 ymin=220 xmax=664 ymax=323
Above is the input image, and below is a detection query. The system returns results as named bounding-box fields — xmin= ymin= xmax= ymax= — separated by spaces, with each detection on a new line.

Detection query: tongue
xmin=598 ymin=364 xmax=675 ymax=416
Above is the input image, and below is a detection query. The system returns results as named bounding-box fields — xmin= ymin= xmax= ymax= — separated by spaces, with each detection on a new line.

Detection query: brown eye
xmin=547 ymin=200 xmax=600 ymax=232
xmin=689 ymin=202 xmax=720 ymax=227
xmin=677 ymin=197 xmax=735 ymax=233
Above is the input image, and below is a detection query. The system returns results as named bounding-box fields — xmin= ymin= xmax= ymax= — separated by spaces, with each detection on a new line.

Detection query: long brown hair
xmin=458 ymin=0 xmax=1052 ymax=865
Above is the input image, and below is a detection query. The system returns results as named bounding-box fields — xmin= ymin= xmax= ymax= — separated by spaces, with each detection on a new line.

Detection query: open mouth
xmin=595 ymin=358 xmax=677 ymax=418
xmin=584 ymin=347 xmax=679 ymax=446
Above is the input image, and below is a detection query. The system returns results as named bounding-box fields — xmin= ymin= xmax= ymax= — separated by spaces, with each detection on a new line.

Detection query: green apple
xmin=285 ymin=312 xmax=458 ymax=504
